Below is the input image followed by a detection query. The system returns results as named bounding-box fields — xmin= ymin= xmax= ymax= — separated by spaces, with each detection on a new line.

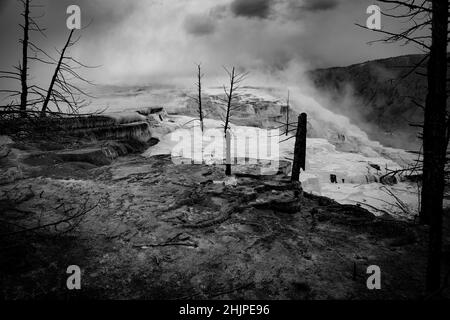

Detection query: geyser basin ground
xmin=145 ymin=115 xmax=421 ymax=219
xmin=0 ymin=139 xmax=436 ymax=299
xmin=88 ymin=84 xmax=425 ymax=219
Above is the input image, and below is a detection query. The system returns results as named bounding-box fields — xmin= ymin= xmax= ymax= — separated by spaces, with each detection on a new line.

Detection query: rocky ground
xmin=0 ymin=135 xmax=449 ymax=300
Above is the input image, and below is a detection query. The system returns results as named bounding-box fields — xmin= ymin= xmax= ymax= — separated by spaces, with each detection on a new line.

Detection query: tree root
xmin=182 ymin=203 xmax=248 ymax=229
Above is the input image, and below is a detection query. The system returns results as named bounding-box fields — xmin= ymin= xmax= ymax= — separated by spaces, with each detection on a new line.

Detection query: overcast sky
xmin=0 ymin=0 xmax=425 ymax=85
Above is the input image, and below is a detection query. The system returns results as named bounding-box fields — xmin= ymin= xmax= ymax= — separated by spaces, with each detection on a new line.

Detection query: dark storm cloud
xmin=282 ymin=0 xmax=340 ymax=20
xmin=225 ymin=0 xmax=340 ymax=22
xmin=230 ymin=0 xmax=273 ymax=19
xmin=302 ymin=0 xmax=339 ymax=12
xmin=184 ymin=14 xmax=216 ymax=36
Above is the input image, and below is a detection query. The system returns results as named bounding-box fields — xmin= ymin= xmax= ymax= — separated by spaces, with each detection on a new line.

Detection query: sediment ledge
xmin=0 ymin=107 xmax=168 ymax=143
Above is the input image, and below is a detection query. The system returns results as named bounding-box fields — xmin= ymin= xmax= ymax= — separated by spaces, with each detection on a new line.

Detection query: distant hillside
xmin=308 ymin=54 xmax=436 ymax=151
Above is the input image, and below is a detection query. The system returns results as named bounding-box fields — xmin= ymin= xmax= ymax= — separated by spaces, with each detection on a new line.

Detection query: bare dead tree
xmin=357 ymin=0 xmax=449 ymax=294
xmin=185 ymin=64 xmax=206 ymax=131
xmin=422 ymin=0 xmax=449 ymax=294
xmin=39 ymin=29 xmax=95 ymax=117
xmin=218 ymin=67 xmax=248 ymax=175
xmin=0 ymin=1 xmax=95 ymax=120
xmin=270 ymin=90 xmax=301 ymax=142
xmin=19 ymin=0 xmax=30 ymax=114
xmin=40 ymin=29 xmax=74 ymax=116
xmin=196 ymin=64 xmax=204 ymax=132
xmin=0 ymin=0 xmax=48 ymax=116
xmin=221 ymin=67 xmax=248 ymax=132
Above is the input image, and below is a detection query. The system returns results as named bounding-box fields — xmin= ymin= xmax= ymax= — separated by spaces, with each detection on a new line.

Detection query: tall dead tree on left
xmin=40 ymin=30 xmax=75 ymax=116
xmin=0 ymin=0 xmax=95 ymax=120
xmin=0 ymin=0 xmax=47 ymax=116
xmin=19 ymin=0 xmax=30 ymax=114
xmin=40 ymin=29 xmax=94 ymax=117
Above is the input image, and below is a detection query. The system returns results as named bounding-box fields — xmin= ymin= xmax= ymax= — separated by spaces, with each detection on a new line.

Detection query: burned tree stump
xmin=330 ymin=174 xmax=337 ymax=184
xmin=291 ymin=113 xmax=307 ymax=182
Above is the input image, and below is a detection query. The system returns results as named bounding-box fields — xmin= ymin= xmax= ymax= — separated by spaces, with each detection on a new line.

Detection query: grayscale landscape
xmin=0 ymin=0 xmax=449 ymax=301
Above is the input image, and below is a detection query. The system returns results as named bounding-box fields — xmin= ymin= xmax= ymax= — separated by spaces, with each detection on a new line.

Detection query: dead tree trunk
xmin=224 ymin=67 xmax=235 ymax=176
xmin=221 ymin=67 xmax=247 ymax=176
xmin=421 ymin=0 xmax=448 ymax=293
xmin=224 ymin=67 xmax=235 ymax=135
xmin=41 ymin=29 xmax=74 ymax=117
xmin=285 ymin=90 xmax=290 ymax=136
xmin=291 ymin=113 xmax=307 ymax=182
xmin=225 ymin=129 xmax=232 ymax=176
xmin=197 ymin=64 xmax=204 ymax=132
xmin=19 ymin=0 xmax=30 ymax=115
